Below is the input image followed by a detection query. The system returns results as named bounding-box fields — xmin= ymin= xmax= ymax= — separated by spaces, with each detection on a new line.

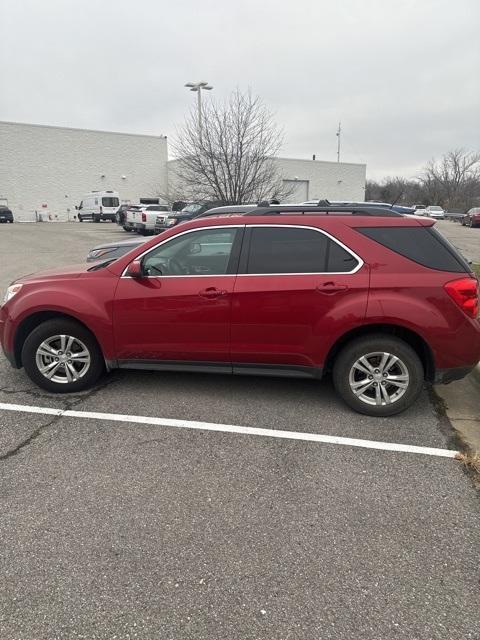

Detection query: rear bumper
xmin=434 ymin=366 xmax=476 ymax=384
xmin=135 ymin=223 xmax=154 ymax=233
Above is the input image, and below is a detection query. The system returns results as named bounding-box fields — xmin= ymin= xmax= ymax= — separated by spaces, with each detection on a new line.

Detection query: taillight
xmin=142 ymin=212 xmax=147 ymax=222
xmin=444 ymin=277 xmax=479 ymax=318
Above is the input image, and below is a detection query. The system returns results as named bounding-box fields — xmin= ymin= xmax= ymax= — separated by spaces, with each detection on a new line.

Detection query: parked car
xmin=86 ymin=236 xmax=149 ymax=262
xmin=77 ymin=191 xmax=120 ymax=222
xmin=412 ymin=204 xmax=427 ymax=215
xmin=461 ymin=207 xmax=480 ymax=228
xmin=154 ymin=201 xmax=223 ymax=234
xmin=2 ymin=204 xmax=479 ymax=417
xmin=125 ymin=204 xmax=170 ymax=235
xmin=0 ymin=205 xmax=14 ymax=223
xmin=425 ymin=206 xmax=445 ymax=220
xmin=115 ymin=204 xmax=132 ymax=227
xmin=122 ymin=205 xmax=144 ymax=231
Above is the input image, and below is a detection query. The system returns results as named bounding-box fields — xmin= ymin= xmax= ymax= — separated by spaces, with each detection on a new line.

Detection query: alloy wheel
xmin=348 ymin=351 xmax=409 ymax=406
xmin=35 ymin=334 xmax=91 ymax=384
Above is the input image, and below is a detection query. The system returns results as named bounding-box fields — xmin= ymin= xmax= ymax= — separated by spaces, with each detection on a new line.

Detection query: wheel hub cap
xmin=35 ymin=334 xmax=91 ymax=384
xmin=348 ymin=351 xmax=410 ymax=406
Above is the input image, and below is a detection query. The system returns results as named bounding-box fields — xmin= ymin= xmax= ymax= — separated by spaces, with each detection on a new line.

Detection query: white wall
xmin=0 ymin=121 xmax=168 ymax=221
xmin=167 ymin=156 xmax=366 ymax=203
xmin=275 ymin=157 xmax=366 ymax=202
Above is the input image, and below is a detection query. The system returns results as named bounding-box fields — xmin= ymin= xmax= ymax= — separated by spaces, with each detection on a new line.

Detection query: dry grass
xmin=472 ymin=263 xmax=480 ymax=279
xmin=455 ymin=451 xmax=480 ymax=486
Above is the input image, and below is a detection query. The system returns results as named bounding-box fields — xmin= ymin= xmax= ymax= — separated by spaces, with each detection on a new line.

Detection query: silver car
xmin=86 ymin=236 xmax=148 ymax=262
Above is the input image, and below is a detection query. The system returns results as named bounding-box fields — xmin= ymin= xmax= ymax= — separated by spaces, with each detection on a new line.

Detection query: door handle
xmin=198 ymin=287 xmax=228 ymax=299
xmin=316 ymin=281 xmax=349 ymax=294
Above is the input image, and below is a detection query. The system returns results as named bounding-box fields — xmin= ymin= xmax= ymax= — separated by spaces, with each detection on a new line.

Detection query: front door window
xmin=142 ymin=227 xmax=239 ymax=277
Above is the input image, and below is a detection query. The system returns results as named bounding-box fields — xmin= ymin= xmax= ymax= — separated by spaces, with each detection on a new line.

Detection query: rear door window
xmin=246 ymin=227 xmax=359 ymax=274
xmin=357 ymin=226 xmax=470 ymax=272
xmin=102 ymin=197 xmax=120 ymax=207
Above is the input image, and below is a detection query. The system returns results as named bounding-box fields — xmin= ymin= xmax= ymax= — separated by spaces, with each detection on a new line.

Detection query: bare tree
xmin=420 ymin=149 xmax=480 ymax=209
xmin=171 ymin=89 xmax=292 ymax=204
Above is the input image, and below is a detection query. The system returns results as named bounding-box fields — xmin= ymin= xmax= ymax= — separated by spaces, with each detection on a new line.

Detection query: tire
xmin=94 ymin=214 xmax=101 ymax=223
xmin=332 ymin=334 xmax=424 ymax=417
xmin=123 ymin=226 xmax=132 ymax=232
xmin=21 ymin=318 xmax=104 ymax=393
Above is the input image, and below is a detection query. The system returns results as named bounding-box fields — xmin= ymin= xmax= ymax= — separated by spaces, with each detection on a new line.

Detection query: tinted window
xmin=143 ymin=228 xmax=238 ymax=276
xmin=327 ymin=241 xmax=359 ymax=272
xmin=247 ymin=227 xmax=331 ymax=274
xmin=102 ymin=197 xmax=120 ymax=207
xmin=147 ymin=205 xmax=169 ymax=211
xmin=357 ymin=227 xmax=470 ymax=273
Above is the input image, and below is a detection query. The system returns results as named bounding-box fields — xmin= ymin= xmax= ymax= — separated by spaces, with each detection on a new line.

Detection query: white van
xmin=77 ymin=191 xmax=120 ymax=222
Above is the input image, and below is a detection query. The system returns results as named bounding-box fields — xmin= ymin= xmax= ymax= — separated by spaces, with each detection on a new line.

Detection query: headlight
xmin=166 ymin=218 xmax=178 ymax=226
xmin=3 ymin=283 xmax=23 ymax=305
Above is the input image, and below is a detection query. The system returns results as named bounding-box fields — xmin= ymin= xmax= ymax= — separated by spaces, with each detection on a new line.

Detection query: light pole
xmin=336 ymin=121 xmax=341 ymax=162
xmin=184 ymin=81 xmax=213 ymax=143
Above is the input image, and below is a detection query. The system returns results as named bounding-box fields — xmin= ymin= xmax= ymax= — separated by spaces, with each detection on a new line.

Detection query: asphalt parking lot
xmin=0 ymin=221 xmax=479 ymax=640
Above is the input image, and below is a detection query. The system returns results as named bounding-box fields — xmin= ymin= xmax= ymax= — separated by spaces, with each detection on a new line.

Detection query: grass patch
xmin=472 ymin=263 xmax=480 ymax=278
xmin=455 ymin=451 xmax=480 ymax=487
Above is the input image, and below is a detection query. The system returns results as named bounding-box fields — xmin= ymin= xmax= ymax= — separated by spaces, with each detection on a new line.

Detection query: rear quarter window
xmin=357 ymin=226 xmax=470 ymax=273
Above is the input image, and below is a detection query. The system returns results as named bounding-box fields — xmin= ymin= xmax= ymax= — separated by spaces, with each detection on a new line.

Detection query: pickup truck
xmin=124 ymin=204 xmax=171 ymax=234
xmin=154 ymin=201 xmax=221 ymax=234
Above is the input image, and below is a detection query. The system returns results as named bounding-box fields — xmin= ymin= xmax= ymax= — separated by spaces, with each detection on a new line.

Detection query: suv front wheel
xmin=333 ymin=335 xmax=424 ymax=416
xmin=22 ymin=319 xmax=104 ymax=393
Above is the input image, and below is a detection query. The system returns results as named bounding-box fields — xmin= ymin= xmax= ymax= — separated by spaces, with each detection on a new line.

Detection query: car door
xmin=113 ymin=225 xmax=243 ymax=365
xmin=230 ymin=225 xmax=369 ymax=373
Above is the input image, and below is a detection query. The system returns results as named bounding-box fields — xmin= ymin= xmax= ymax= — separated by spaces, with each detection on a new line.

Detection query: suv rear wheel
xmin=333 ymin=335 xmax=424 ymax=416
xmin=22 ymin=319 xmax=104 ymax=393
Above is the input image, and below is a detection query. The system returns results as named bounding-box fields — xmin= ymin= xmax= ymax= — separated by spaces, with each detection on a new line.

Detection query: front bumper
xmin=0 ymin=307 xmax=18 ymax=368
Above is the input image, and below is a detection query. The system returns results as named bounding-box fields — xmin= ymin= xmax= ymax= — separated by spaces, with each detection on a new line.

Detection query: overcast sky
xmin=1 ymin=0 xmax=479 ymax=179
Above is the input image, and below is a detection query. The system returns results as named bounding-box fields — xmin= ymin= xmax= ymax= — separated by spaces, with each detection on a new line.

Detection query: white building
xmin=0 ymin=121 xmax=366 ymax=220
xmin=274 ymin=157 xmax=366 ymax=203
xmin=0 ymin=121 xmax=168 ymax=221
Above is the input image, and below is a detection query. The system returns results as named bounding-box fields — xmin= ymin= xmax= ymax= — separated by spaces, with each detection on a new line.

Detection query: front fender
xmin=4 ymin=275 xmax=118 ymax=360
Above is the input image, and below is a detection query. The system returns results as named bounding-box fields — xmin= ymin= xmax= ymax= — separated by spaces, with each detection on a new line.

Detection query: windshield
xmin=182 ymin=204 xmax=203 ymax=214
xmin=147 ymin=205 xmax=169 ymax=211
xmin=429 ymin=206 xmax=442 ymax=211
xmin=102 ymin=197 xmax=119 ymax=208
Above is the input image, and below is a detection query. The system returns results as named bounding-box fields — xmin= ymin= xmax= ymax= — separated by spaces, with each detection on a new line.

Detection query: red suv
xmin=1 ymin=205 xmax=479 ymax=416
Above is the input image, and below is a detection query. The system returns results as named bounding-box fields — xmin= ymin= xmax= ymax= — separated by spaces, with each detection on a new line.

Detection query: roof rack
xmin=200 ymin=203 xmax=404 ymax=218
xmin=244 ymin=205 xmax=402 ymax=217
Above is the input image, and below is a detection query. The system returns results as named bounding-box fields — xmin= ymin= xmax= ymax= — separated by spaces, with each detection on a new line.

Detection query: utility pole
xmin=336 ymin=122 xmax=341 ymax=163
xmin=184 ymin=81 xmax=213 ymax=144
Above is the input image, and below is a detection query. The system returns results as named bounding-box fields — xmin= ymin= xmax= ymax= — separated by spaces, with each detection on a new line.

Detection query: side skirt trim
xmin=115 ymin=359 xmax=323 ymax=379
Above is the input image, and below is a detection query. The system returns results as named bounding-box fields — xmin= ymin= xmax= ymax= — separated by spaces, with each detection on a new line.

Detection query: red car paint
xmin=1 ymin=214 xmax=479 ymax=382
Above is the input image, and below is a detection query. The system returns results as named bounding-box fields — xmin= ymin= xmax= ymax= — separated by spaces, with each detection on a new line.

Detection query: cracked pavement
xmin=0 ymin=223 xmax=479 ymax=640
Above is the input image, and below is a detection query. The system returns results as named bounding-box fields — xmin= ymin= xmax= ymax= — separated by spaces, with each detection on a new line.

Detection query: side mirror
xmin=126 ymin=259 xmax=144 ymax=278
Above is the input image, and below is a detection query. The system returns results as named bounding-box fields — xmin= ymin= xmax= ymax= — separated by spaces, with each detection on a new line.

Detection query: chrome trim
xmin=121 ymin=223 xmax=365 ymax=278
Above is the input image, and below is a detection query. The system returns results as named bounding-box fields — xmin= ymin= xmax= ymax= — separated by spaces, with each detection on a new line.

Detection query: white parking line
xmin=0 ymin=402 xmax=459 ymax=459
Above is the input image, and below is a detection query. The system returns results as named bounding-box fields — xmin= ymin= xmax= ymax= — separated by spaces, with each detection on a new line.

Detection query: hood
xmin=15 ymin=263 xmax=98 ymax=284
